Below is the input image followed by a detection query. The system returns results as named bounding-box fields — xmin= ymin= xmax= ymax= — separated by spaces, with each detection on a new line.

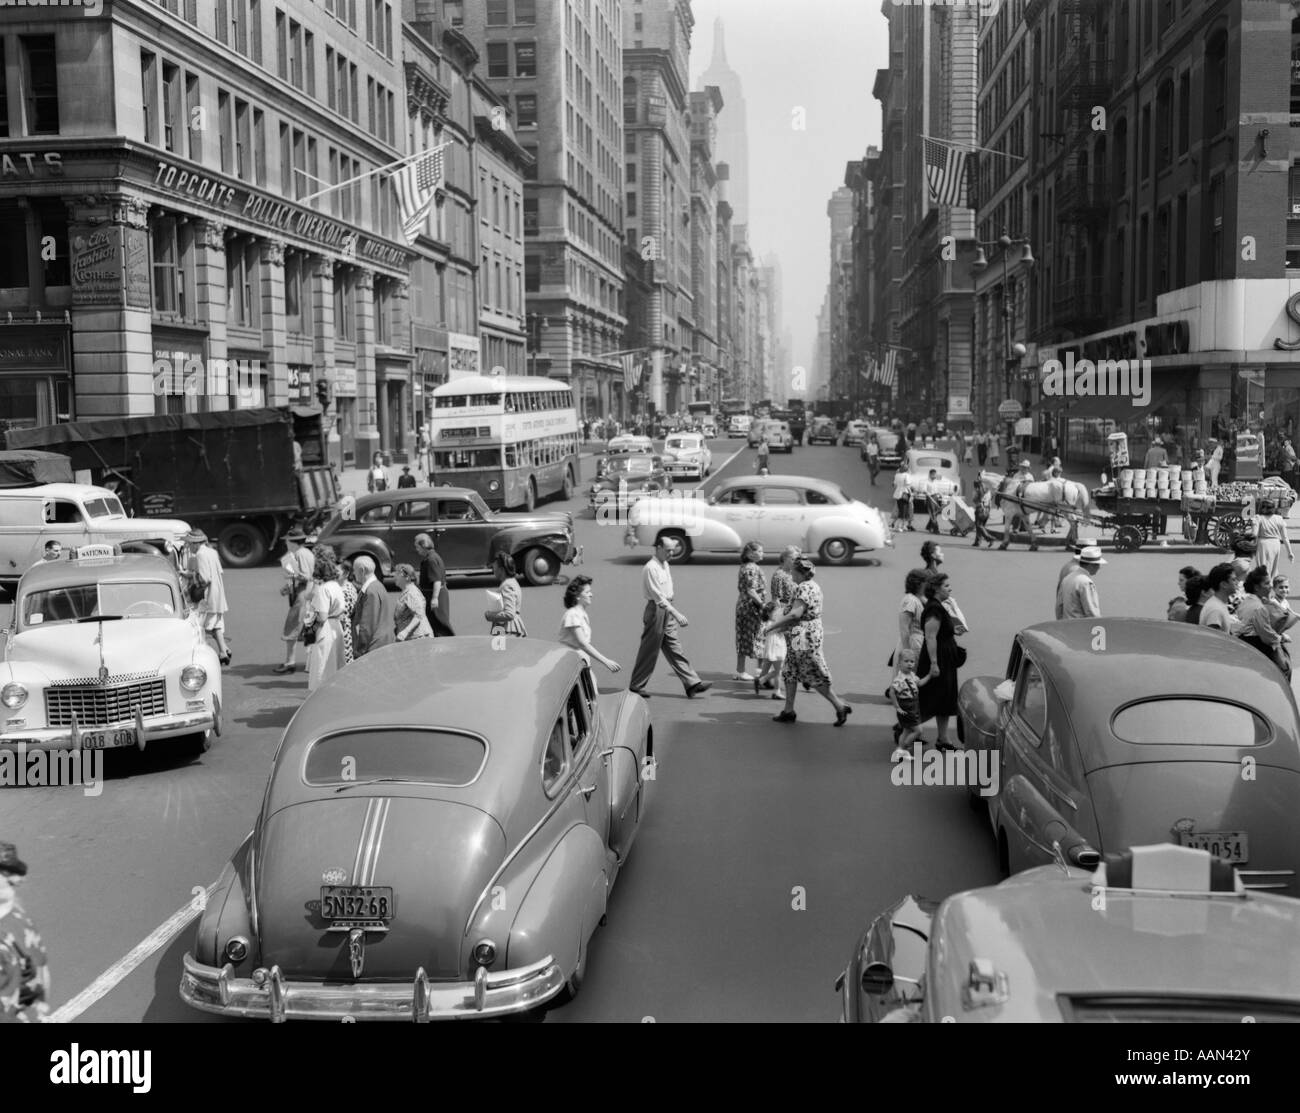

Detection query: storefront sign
xmin=0 ymin=328 xmax=67 ymax=370
xmin=70 ymin=227 xmax=123 ymax=306
xmin=124 ymin=227 xmax=151 ymax=308
xmin=151 ymin=158 xmax=408 ymax=267
xmin=998 ymin=399 xmax=1023 ymax=418
xmin=1051 ymin=319 xmax=1191 ymax=366
xmin=335 ymin=366 xmax=357 ymax=397
xmin=1 ymin=152 xmax=62 ymax=177
xmin=448 ymin=333 xmax=480 ymax=379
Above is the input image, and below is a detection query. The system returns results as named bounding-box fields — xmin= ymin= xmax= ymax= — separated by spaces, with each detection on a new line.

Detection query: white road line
xmin=47 ymin=881 xmax=220 ymax=1023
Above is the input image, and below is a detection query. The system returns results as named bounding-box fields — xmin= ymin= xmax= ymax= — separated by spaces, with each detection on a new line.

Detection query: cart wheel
xmin=1211 ymin=514 xmax=1244 ymax=550
xmin=1113 ymin=525 xmax=1144 ymax=553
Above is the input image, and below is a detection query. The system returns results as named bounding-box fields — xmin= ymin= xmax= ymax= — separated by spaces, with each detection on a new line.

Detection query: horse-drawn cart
xmin=1090 ymin=490 xmax=1173 ymax=552
xmin=1091 ymin=479 xmax=1298 ymax=551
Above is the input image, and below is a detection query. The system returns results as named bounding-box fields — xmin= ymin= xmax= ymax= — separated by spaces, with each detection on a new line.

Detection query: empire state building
xmin=698 ymin=18 xmax=749 ymax=227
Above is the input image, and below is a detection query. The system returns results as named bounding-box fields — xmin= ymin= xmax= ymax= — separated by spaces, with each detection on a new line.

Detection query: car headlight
xmin=1 ymin=683 xmax=28 ymax=710
xmin=180 ymin=665 xmax=208 ymax=692
xmin=488 ymin=480 xmax=501 ymax=492
xmin=472 ymin=939 xmax=497 ymax=967
xmin=223 ymin=936 xmax=250 ymax=964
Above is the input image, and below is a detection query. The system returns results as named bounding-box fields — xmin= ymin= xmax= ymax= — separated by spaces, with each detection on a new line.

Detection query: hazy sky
xmin=688 ymin=0 xmax=889 ymax=373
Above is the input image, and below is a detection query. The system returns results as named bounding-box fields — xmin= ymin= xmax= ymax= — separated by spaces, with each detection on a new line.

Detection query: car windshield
xmin=666 ymin=438 xmax=696 ymax=450
xmin=20 ymin=581 xmax=177 ymax=627
xmin=83 ymin=497 xmax=126 ymax=519
xmin=608 ymin=457 xmax=655 ymax=475
xmin=912 ymin=457 xmax=952 ymax=469
xmin=306 ymin=728 xmax=487 ymax=787
xmin=1111 ymin=699 xmax=1271 ymax=746
xmin=467 ymin=492 xmax=492 ymax=517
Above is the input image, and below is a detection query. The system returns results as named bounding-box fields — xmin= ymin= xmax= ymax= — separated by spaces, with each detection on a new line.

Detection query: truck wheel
xmin=521 ymin=547 xmax=560 ymax=586
xmin=217 ymin=522 xmax=268 ymax=568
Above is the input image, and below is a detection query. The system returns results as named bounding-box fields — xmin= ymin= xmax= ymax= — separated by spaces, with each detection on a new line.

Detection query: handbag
xmin=301 ymin=621 xmax=318 ymax=646
xmin=187 ymin=576 xmax=209 ymax=605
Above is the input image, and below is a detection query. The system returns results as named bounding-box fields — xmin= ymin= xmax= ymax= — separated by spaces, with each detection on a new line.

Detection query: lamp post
xmin=970 ymin=228 xmax=1034 ymax=451
xmin=527 ymin=314 xmax=549 ymax=378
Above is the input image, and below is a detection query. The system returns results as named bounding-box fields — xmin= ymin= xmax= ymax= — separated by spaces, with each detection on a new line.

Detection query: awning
xmin=1053 ymin=370 xmax=1198 ymax=424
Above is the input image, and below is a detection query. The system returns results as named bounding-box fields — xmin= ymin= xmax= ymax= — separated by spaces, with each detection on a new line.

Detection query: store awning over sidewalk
xmin=1041 ymin=370 xmax=1198 ymax=424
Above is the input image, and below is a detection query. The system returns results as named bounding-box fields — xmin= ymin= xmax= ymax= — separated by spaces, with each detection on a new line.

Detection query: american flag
xmin=879 ymin=349 xmax=899 ymax=387
xmin=923 ymin=136 xmax=969 ymax=207
xmin=393 ymin=146 xmax=445 ymax=245
xmin=621 ymin=354 xmax=642 ymax=391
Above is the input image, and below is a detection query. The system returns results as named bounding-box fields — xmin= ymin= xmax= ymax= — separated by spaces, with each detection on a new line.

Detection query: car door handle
xmin=575 ymin=784 xmax=597 ymax=799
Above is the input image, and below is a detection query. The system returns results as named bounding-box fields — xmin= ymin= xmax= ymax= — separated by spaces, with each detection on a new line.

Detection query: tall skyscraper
xmin=698 ymin=18 xmax=748 ymax=228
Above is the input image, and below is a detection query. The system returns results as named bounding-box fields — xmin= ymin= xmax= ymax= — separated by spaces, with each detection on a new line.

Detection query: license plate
xmin=83 ymin=729 xmax=135 ymax=749
xmin=1179 ymin=831 xmax=1248 ymax=863
xmin=320 ymin=886 xmax=394 ymax=922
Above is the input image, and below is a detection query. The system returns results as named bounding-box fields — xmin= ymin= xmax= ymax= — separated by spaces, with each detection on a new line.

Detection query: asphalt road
xmin=6 ymin=434 xmax=1243 ymax=1022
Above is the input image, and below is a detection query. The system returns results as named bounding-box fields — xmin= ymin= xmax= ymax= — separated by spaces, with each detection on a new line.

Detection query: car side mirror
xmin=861 ymin=961 xmax=895 ymax=996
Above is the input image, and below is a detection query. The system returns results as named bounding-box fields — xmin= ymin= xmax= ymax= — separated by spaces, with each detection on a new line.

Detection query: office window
xmin=162 ymin=63 xmax=181 ymax=152
xmin=280 ymin=122 xmax=292 ymax=194
xmin=384 ymin=3 xmax=395 ymax=58
xmin=307 ymin=138 xmax=318 ymax=206
xmin=226 ymin=240 xmax=260 ymax=328
xmin=216 ymin=0 xmax=229 ymax=45
xmin=275 ymin=11 xmax=287 ymax=80
xmin=1175 ymin=194 xmax=1187 ymax=288
xmin=515 ymin=0 xmax=535 ymax=24
xmin=253 ymin=108 xmax=266 ymax=185
xmin=366 ymin=0 xmax=375 ymax=45
xmin=334 ymin=269 xmax=355 ymax=340
xmin=328 ymin=148 xmax=339 ymax=215
xmin=487 ymin=0 xmax=508 ymax=26
xmin=141 ymin=51 xmax=158 ymax=145
xmin=290 ymin=20 xmax=303 ymax=89
xmin=523 ymin=195 xmax=538 ymax=232
xmin=626 ymin=192 xmax=637 ymax=217
xmin=516 ymin=43 xmax=536 ymax=77
xmin=231 ymin=0 xmax=248 ymax=56
xmin=250 ymin=0 xmax=262 ymax=65
xmin=1139 ymin=103 xmax=1150 ymax=180
xmin=292 ymin=128 xmax=306 ymax=200
xmin=626 ymin=161 xmax=636 ymax=184
xmin=487 ymin=43 xmax=509 ymax=78
xmin=337 ymin=55 xmax=349 ymax=118
xmin=235 ymin=99 xmax=251 ymax=178
xmin=1177 ymin=71 xmax=1190 ymax=155
xmin=350 ymin=64 xmax=359 ymax=123
xmin=1205 ymin=32 xmax=1227 ymax=136
xmin=516 ymin=94 xmax=537 ymax=127
xmin=186 ymin=74 xmax=202 ymax=160
xmin=218 ymin=89 xmax=232 ymax=173
xmin=34 ymin=197 xmax=69 ymax=288
xmin=445 ymin=0 xmax=463 ymax=29
xmin=152 ymin=217 xmax=190 ymax=316
xmin=367 ymin=77 xmax=376 ymax=133
xmin=305 ymin=32 xmax=315 ymax=97
xmin=1156 ymin=81 xmax=1172 ymax=169
xmin=1137 ymin=212 xmax=1150 ymax=300
xmin=1206 ymin=175 xmax=1224 ymax=280
xmin=326 ymin=47 xmax=336 ymax=109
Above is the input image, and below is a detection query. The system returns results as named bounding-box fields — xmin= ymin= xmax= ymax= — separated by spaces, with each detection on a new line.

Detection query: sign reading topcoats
xmin=151 ymin=159 xmax=407 ymax=266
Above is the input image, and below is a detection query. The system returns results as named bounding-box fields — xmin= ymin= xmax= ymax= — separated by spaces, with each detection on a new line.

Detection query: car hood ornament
xmin=348 ymin=928 xmax=365 ymax=979
xmin=322 ymin=868 xmax=347 ymax=885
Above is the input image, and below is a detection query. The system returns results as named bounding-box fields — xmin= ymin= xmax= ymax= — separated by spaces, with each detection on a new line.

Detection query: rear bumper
xmin=180 ymin=952 xmax=566 ymax=1021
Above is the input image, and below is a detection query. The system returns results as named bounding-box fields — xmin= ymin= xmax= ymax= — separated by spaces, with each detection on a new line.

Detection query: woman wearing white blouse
xmin=302 ymin=556 xmax=347 ymax=692
xmin=558 ymin=575 xmax=621 ymax=673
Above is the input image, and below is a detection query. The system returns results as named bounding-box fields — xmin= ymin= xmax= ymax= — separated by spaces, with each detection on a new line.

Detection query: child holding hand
xmin=888 ymin=647 xmax=933 ymax=761
xmin=754 ymin=600 xmax=787 ymax=700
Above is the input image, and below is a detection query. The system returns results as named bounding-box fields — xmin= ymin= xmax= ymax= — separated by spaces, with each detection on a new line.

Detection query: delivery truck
xmin=2 ymin=406 xmax=338 ymax=567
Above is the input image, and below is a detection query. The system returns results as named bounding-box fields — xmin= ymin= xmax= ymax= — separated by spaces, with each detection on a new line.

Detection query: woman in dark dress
xmin=917 ymin=572 xmax=961 ymax=750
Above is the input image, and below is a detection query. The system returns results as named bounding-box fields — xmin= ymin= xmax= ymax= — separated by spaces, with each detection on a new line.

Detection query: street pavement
xmin=5 ymin=433 xmax=1286 ymax=1022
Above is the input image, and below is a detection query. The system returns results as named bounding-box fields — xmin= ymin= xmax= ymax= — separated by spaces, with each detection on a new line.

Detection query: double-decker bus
xmin=429 ymin=376 xmax=579 ymax=511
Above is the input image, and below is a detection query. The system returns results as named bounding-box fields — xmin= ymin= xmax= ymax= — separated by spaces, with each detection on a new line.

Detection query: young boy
xmin=755 ymin=600 xmax=787 ymax=699
xmin=887 ymin=648 xmax=933 ymax=761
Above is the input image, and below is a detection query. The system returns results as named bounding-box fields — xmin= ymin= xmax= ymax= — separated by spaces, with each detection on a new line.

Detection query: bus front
xmin=429 ymin=390 xmax=508 ymax=507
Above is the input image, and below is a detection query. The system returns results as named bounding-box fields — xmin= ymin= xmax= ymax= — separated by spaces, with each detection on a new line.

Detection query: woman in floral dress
xmin=337 ymin=557 xmax=359 ymax=663
xmin=770 ymin=545 xmax=799 ymax=610
xmin=763 ymin=557 xmax=852 ymax=726
xmin=733 ymin=541 xmax=767 ymax=680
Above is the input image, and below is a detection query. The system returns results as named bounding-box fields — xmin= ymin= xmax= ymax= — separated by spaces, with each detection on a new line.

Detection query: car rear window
xmin=1111 ymin=700 xmax=1271 ymax=747
xmin=912 ymin=456 xmax=952 ymax=468
xmin=304 ymin=729 xmax=488 ymax=786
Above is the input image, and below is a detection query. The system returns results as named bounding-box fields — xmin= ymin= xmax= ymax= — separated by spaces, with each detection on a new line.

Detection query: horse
xmin=977 ymin=471 xmax=1092 ymax=545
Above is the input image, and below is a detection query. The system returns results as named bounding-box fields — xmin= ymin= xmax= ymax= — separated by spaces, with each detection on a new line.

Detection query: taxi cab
xmin=0 ymin=546 xmax=222 ymax=758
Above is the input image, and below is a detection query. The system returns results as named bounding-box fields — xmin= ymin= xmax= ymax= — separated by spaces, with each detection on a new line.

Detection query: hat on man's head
xmin=402 ymin=465 xmax=411 ymax=472
xmin=284 ymin=528 xmax=307 ymax=543
xmin=0 ymin=842 xmax=27 ymax=876
xmin=184 ymin=529 xmax=208 ymax=544
xmin=1072 ymin=536 xmax=1100 ymax=554
xmin=1078 ymin=545 xmax=1107 ymax=566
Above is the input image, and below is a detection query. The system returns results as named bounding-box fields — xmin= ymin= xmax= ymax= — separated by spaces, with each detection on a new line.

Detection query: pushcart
xmin=940 ymin=495 xmax=975 ymax=537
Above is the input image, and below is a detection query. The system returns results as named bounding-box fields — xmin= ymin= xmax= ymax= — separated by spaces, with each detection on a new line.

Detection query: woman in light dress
xmin=302 ymin=555 xmax=347 ymax=691
xmin=557 ymin=575 xmax=621 ymax=673
xmin=484 ymin=553 xmax=528 ymax=637
xmin=393 ymin=564 xmax=434 ymax=641
xmin=891 ymin=567 xmax=929 ymax=678
xmin=1252 ymin=499 xmax=1294 ymax=580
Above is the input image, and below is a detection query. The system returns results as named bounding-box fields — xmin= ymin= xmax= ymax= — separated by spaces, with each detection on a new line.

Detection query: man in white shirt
xmin=1054 ymin=537 xmax=1099 ymax=619
xmin=1057 ymin=545 xmax=1105 ymax=619
xmin=628 ymin=538 xmax=711 ymax=699
xmin=1199 ymin=563 xmax=1244 ymax=634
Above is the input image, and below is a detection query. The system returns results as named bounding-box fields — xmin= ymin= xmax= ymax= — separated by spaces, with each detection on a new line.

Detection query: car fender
xmin=806 ymin=513 xmax=884 ymax=552
xmin=957 ymin=676 xmax=1003 ymax=741
xmin=631 ymin=504 xmax=741 ymax=547
xmin=999 ymin=774 xmax=1063 ymax=872
xmin=598 ymin=690 xmax=652 ymax=861
xmin=193 ymin=834 xmax=254 ymax=969
xmin=327 ymin=531 xmax=394 ymax=569
xmin=504 ymin=824 xmax=608 ymax=975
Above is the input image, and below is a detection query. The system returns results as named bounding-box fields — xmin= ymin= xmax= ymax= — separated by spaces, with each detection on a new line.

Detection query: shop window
xmin=226 ymin=239 xmax=260 ymax=328
xmin=285 ymin=252 xmax=305 ymax=332
xmin=0 ymin=203 xmax=28 ymax=288
xmin=34 ymin=199 xmax=69 ymax=288
xmin=153 ymin=217 xmax=194 ymax=317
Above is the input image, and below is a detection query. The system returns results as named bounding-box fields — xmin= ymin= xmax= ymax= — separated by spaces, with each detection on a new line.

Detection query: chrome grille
xmin=44 ymin=680 xmax=168 ymax=727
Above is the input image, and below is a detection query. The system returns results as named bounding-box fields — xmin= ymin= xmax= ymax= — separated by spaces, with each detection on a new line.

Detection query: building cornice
xmin=441 ymin=26 xmax=480 ymax=71
xmin=405 ymin=62 xmax=450 ymax=123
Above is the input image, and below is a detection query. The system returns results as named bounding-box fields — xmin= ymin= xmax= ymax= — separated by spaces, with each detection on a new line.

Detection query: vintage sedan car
xmin=0 ymin=551 xmax=222 ymax=757
xmin=957 ymin=619 xmax=1300 ymax=895
xmin=747 ymin=420 xmax=794 ymax=453
xmin=899 ymin=448 xmax=962 ymax=506
xmin=588 ymin=454 xmax=672 ymax=516
xmin=863 ymin=427 xmax=904 ymax=469
xmin=660 ymin=433 xmax=713 ymax=480
xmin=312 ymin=486 xmax=580 ymax=587
xmin=595 ymin=436 xmax=654 ymax=479
xmin=727 ymin=414 xmax=752 ymax=438
xmin=180 ymin=638 xmax=654 ymax=1021
xmin=842 ymin=420 xmax=870 ymax=447
xmin=624 ymin=475 xmax=889 ymax=565
xmin=837 ymin=845 xmax=1300 ymax=1022
xmin=807 ymin=418 xmax=839 ymax=446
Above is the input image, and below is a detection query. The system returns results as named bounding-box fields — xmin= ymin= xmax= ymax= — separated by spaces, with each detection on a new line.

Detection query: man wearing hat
xmin=1056 ymin=538 xmax=1099 ymax=618
xmin=275 ymin=529 xmax=315 ymax=674
xmin=0 ymin=843 xmax=50 ymax=1023
xmin=1057 ymin=545 xmax=1105 ymax=619
xmin=396 ymin=465 xmax=418 ymax=489
xmin=185 ymin=528 xmax=231 ymax=665
xmin=1143 ymin=435 xmax=1168 ymax=471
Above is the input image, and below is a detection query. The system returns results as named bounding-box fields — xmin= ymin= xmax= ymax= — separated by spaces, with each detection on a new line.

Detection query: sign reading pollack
xmin=1040 ymin=352 xmax=1152 ymax=407
xmin=0 ymin=0 xmax=104 ymax=14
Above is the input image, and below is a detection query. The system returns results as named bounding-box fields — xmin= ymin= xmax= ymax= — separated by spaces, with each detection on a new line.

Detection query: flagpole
xmin=299 ymin=142 xmax=454 ymax=205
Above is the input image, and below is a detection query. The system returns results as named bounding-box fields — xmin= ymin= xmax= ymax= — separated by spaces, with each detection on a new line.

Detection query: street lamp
xmin=527 ymin=314 xmax=549 ymax=377
xmin=970 ymin=228 xmax=1034 ymax=445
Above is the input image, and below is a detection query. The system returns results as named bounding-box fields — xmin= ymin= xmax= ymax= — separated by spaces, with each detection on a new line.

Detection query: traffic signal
xmin=315 ymin=378 xmax=331 ymax=407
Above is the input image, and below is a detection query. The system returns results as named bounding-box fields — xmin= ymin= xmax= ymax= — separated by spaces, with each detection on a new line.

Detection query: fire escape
xmin=1050 ymin=0 xmax=1111 ymax=336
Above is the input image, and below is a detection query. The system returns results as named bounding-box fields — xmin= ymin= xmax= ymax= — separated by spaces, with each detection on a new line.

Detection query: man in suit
xmin=414 ymin=532 xmax=455 ymax=636
xmin=351 ymin=554 xmax=394 ymax=657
